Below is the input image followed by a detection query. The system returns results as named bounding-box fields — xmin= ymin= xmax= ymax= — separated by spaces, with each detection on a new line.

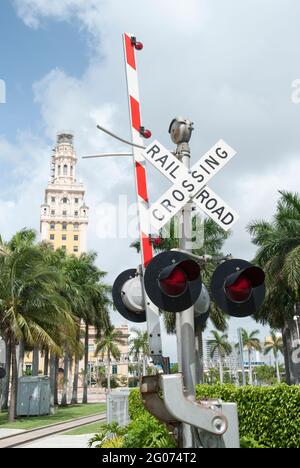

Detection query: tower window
xmin=62 ymin=235 xmax=67 ymax=241
xmin=51 ymin=210 xmax=55 ymax=216
xmin=62 ymin=223 xmax=67 ymax=231
xmin=63 ymin=165 xmax=68 ymax=176
xmin=51 ymin=197 xmax=55 ymax=203
xmin=63 ymin=198 xmax=68 ymax=204
xmin=50 ymin=223 xmax=55 ymax=230
xmin=63 ymin=211 xmax=67 ymax=217
xmin=74 ymin=223 xmax=79 ymax=230
xmin=58 ymin=166 xmax=61 ymax=175
xmin=50 ymin=234 xmax=55 ymax=241
xmin=74 ymin=235 xmax=79 ymax=241
xmin=73 ymin=246 xmax=79 ymax=253
xmin=75 ymin=198 xmax=79 ymax=204
xmin=75 ymin=211 xmax=78 ymax=217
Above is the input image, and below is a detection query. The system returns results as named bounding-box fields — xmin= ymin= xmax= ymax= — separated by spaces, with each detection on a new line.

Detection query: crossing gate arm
xmin=123 ymin=33 xmax=162 ymax=357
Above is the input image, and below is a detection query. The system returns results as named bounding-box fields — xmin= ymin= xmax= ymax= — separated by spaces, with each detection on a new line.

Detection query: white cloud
xmin=7 ymin=0 xmax=300 ymax=359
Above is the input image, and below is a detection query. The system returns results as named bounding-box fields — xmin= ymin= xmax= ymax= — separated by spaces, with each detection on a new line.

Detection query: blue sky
xmin=0 ymin=0 xmax=89 ymax=140
xmin=1 ymin=0 xmax=300 ymax=358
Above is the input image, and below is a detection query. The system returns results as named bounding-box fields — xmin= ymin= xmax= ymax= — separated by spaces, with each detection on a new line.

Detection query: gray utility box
xmin=17 ymin=376 xmax=50 ymax=417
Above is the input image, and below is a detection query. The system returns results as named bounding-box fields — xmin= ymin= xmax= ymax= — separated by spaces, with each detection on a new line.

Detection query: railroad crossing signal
xmin=141 ymin=139 xmax=239 ymax=232
xmin=211 ymin=259 xmax=266 ymax=317
xmin=144 ymin=251 xmax=202 ymax=313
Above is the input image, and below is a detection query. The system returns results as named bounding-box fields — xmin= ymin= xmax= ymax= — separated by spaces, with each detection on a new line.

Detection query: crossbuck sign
xmin=141 ymin=140 xmax=239 ymax=232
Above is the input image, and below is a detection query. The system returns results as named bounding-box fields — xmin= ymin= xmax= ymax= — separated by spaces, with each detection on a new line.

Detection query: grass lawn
xmin=0 ymin=403 xmax=106 ymax=431
xmin=63 ymin=421 xmax=106 ymax=436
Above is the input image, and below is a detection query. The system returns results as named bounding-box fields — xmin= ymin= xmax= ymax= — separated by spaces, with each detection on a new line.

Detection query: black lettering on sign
xmin=169 ymin=165 xmax=180 ymax=179
xmin=161 ymin=199 xmax=175 ymax=213
xmin=182 ymin=179 xmax=195 ymax=192
xmin=156 ymin=154 xmax=168 ymax=168
xmin=204 ymin=156 xmax=220 ymax=171
xmin=173 ymin=190 xmax=185 ymax=202
xmin=205 ymin=198 xmax=218 ymax=210
xmin=152 ymin=209 xmax=164 ymax=221
xmin=191 ymin=170 xmax=205 ymax=184
xmin=216 ymin=147 xmax=228 ymax=159
xmin=200 ymin=164 xmax=210 ymax=175
xmin=195 ymin=189 xmax=210 ymax=203
xmin=147 ymin=144 xmax=160 ymax=159
xmin=166 ymin=161 xmax=175 ymax=171
xmin=212 ymin=206 xmax=225 ymax=219
xmin=222 ymin=212 xmax=234 ymax=225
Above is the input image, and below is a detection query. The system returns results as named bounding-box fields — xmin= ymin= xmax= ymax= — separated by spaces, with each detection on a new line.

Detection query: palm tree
xmin=209 ymin=331 xmax=232 ymax=384
xmin=248 ymin=190 xmax=300 ymax=384
xmin=57 ymin=252 xmax=111 ymax=404
xmin=129 ymin=328 xmax=149 ymax=377
xmin=94 ymin=327 xmax=124 ymax=393
xmin=238 ymin=329 xmax=261 ymax=385
xmin=264 ymin=331 xmax=283 ymax=383
xmin=0 ymin=231 xmax=76 ymax=421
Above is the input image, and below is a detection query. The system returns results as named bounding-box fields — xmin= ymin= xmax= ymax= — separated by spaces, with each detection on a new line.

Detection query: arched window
xmin=63 ymin=165 xmax=68 ymax=176
xmin=58 ymin=166 xmax=61 ymax=176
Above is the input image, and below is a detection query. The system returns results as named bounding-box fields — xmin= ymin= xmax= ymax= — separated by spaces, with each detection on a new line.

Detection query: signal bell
xmin=112 ymin=269 xmax=146 ymax=323
xmin=211 ymin=259 xmax=265 ymax=318
xmin=144 ymin=251 xmax=202 ymax=313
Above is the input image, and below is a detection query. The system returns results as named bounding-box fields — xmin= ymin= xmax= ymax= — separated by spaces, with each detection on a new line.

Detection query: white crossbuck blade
xmin=141 ymin=139 xmax=239 ymax=232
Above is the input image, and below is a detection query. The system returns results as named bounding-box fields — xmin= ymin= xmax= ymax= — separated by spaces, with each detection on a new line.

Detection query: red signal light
xmin=159 ymin=267 xmax=187 ymax=297
xmin=135 ymin=41 xmax=144 ymax=50
xmin=131 ymin=37 xmax=144 ymax=50
xmin=153 ymin=237 xmax=162 ymax=246
xmin=225 ymin=274 xmax=252 ymax=302
xmin=140 ymin=127 xmax=152 ymax=139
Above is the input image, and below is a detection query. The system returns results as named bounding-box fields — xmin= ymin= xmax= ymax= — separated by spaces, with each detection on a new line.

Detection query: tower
xmin=40 ymin=132 xmax=89 ymax=254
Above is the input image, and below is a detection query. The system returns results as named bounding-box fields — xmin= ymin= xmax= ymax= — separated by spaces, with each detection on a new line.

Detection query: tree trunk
xmin=32 ymin=347 xmax=39 ymax=376
xmin=282 ymin=318 xmax=300 ymax=385
xmin=71 ymin=327 xmax=81 ymax=404
xmin=107 ymin=350 xmax=111 ymax=393
xmin=61 ymin=352 xmax=69 ymax=406
xmin=49 ymin=352 xmax=56 ymax=414
xmin=275 ymin=354 xmax=281 ymax=383
xmin=71 ymin=356 xmax=80 ymax=404
xmin=282 ymin=325 xmax=291 ymax=384
xmin=82 ymin=322 xmax=89 ymax=404
xmin=2 ymin=339 xmax=11 ymax=410
xmin=248 ymin=349 xmax=253 ymax=385
xmin=18 ymin=340 xmax=24 ymax=378
xmin=8 ymin=341 xmax=18 ymax=422
xmin=195 ymin=328 xmax=204 ymax=384
xmin=142 ymin=355 xmax=146 ymax=377
xmin=219 ymin=357 xmax=224 ymax=385
xmin=43 ymin=349 xmax=49 ymax=376
xmin=54 ymin=355 xmax=59 ymax=405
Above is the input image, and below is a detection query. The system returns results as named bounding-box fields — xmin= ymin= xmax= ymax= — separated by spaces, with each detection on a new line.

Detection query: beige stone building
xmin=24 ymin=133 xmax=129 ymax=386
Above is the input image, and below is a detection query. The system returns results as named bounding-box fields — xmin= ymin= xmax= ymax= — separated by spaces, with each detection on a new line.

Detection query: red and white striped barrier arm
xmin=123 ymin=33 xmax=162 ymax=358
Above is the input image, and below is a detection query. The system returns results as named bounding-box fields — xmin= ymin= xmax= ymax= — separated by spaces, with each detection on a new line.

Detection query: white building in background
xmin=40 ymin=132 xmax=89 ymax=254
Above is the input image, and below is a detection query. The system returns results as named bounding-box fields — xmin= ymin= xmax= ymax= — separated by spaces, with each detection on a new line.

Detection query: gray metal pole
xmin=177 ymin=141 xmax=197 ymax=448
xmin=238 ymin=328 xmax=246 ymax=386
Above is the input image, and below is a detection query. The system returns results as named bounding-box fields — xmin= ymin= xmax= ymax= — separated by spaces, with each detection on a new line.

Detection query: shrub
xmin=129 ymin=388 xmax=146 ymax=419
xmin=196 ymin=384 xmax=300 ymax=448
xmin=123 ymin=414 xmax=176 ymax=449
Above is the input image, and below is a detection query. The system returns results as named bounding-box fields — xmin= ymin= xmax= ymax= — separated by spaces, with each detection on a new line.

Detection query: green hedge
xmin=196 ymin=384 xmax=300 ymax=448
xmin=129 ymin=384 xmax=300 ymax=448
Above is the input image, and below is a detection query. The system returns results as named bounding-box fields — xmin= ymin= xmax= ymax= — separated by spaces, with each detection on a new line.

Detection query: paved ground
xmin=0 ymin=428 xmax=25 ymax=438
xmin=19 ymin=434 xmax=92 ymax=448
xmin=0 ymin=413 xmax=105 ymax=448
